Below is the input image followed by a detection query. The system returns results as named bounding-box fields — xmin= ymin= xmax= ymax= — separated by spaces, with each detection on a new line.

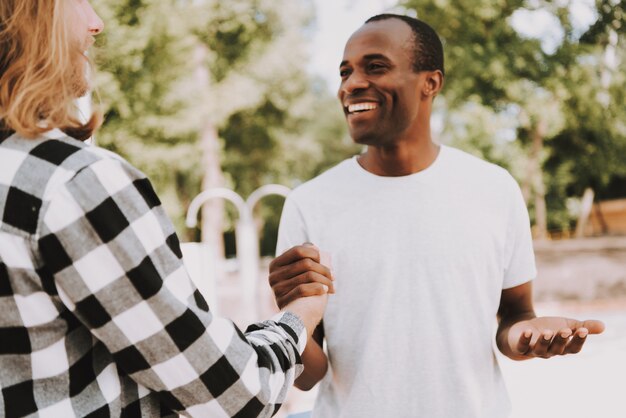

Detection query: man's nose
xmin=87 ymin=3 xmax=105 ymax=35
xmin=340 ymin=71 xmax=369 ymax=95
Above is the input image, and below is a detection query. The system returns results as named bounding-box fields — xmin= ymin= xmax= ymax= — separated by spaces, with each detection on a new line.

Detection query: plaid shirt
xmin=0 ymin=131 xmax=306 ymax=417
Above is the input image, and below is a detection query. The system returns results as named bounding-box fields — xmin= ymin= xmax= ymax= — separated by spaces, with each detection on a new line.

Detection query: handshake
xmin=268 ymin=243 xmax=335 ymax=338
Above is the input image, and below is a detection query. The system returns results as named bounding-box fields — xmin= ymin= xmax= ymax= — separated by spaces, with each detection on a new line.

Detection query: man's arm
xmin=38 ymin=157 xmax=326 ymax=416
xmin=269 ymin=244 xmax=334 ymax=390
xmin=497 ymin=281 xmax=605 ymax=360
xmin=294 ymin=322 xmax=328 ymax=390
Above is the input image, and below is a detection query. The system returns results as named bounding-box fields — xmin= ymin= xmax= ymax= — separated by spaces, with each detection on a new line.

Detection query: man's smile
xmin=347 ymin=102 xmax=379 ymax=114
xmin=344 ymin=101 xmax=380 ymax=117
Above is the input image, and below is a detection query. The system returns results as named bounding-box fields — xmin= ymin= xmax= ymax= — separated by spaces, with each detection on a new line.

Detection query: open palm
xmin=508 ymin=316 xmax=605 ymax=359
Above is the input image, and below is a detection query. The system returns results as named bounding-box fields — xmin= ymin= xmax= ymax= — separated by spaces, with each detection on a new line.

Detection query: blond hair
xmin=0 ymin=0 xmax=101 ymax=140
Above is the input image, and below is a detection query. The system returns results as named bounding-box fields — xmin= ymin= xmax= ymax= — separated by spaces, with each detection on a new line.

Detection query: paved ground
xmin=501 ymin=300 xmax=626 ymax=418
xmin=188 ymin=237 xmax=626 ymax=417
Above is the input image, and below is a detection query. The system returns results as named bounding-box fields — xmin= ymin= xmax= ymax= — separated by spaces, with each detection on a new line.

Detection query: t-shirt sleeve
xmin=502 ymin=173 xmax=537 ymax=289
xmin=276 ymin=194 xmax=309 ymax=256
xmin=36 ymin=156 xmax=306 ymax=417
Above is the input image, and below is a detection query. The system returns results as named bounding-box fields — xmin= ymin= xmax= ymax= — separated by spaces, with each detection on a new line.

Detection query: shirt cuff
xmin=272 ymin=311 xmax=307 ymax=355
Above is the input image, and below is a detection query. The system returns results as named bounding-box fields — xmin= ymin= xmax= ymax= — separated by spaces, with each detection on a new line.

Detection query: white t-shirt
xmin=276 ymin=145 xmax=537 ymax=418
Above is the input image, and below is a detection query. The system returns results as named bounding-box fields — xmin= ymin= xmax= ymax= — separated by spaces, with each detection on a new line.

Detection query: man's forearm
xmin=295 ymin=339 xmax=328 ymax=390
xmin=496 ymin=312 xmax=536 ymax=360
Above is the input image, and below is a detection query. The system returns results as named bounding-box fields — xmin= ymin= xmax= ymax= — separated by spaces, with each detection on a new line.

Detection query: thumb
xmin=568 ymin=319 xmax=605 ymax=334
xmin=582 ymin=320 xmax=605 ymax=334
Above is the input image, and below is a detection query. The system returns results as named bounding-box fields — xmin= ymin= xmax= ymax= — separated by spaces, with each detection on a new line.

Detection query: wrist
xmin=273 ymin=311 xmax=308 ymax=354
xmin=282 ymin=305 xmax=320 ymax=338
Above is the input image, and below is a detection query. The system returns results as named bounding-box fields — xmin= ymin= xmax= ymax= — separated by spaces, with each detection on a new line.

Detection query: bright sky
xmin=309 ymin=0 xmax=597 ymax=92
xmin=309 ymin=0 xmax=399 ymax=92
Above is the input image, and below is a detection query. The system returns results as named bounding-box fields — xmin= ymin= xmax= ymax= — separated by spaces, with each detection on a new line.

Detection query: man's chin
xmin=70 ymin=58 xmax=92 ymax=98
xmin=71 ymin=78 xmax=91 ymax=98
xmin=349 ymin=129 xmax=381 ymax=146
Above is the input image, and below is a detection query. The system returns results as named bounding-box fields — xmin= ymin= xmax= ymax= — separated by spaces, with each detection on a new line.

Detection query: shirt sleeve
xmin=36 ymin=156 xmax=306 ymax=417
xmin=276 ymin=194 xmax=310 ymax=256
xmin=502 ymin=173 xmax=537 ymax=289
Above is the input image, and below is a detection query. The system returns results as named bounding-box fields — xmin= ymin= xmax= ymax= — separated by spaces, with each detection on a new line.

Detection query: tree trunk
xmin=200 ymin=122 xmax=226 ymax=259
xmin=593 ymin=202 xmax=609 ymax=235
xmin=575 ymin=187 xmax=595 ymax=238
xmin=196 ymin=43 xmax=226 ymax=259
xmin=521 ymin=154 xmax=532 ymax=205
xmin=530 ymin=120 xmax=548 ymax=240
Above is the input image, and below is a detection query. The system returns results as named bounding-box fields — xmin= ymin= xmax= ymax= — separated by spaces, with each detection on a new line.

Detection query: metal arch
xmin=245 ymin=184 xmax=291 ymax=213
xmin=185 ymin=187 xmax=248 ymax=228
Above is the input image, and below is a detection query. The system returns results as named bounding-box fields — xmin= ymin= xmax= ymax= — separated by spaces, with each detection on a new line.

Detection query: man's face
xmin=66 ymin=0 xmax=103 ymax=96
xmin=338 ymin=19 xmax=427 ymax=146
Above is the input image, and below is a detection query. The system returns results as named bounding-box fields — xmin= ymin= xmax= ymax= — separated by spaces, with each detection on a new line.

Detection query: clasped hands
xmin=269 ymin=243 xmax=335 ymax=309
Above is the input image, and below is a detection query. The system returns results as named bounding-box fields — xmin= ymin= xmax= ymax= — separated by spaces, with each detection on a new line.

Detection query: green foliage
xmin=91 ymin=0 xmax=357 ymax=251
xmin=92 ymin=0 xmax=201 ymax=233
xmin=400 ymin=0 xmax=626 ymax=234
xmin=189 ymin=0 xmax=275 ymax=82
xmin=581 ymin=0 xmax=626 ymax=44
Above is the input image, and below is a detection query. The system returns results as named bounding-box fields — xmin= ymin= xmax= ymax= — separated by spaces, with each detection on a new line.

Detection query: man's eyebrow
xmin=340 ymin=53 xmax=392 ymax=68
xmin=363 ymin=53 xmax=391 ymax=62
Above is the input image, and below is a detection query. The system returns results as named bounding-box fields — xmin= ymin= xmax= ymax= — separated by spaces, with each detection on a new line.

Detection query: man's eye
xmin=339 ymin=69 xmax=350 ymax=77
xmin=368 ymin=63 xmax=385 ymax=71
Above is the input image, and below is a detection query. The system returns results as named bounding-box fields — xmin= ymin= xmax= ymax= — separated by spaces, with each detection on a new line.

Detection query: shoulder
xmin=442 ymin=145 xmax=517 ymax=189
xmin=287 ymin=158 xmax=355 ymax=203
xmin=443 ymin=146 xmax=508 ymax=175
xmin=31 ymin=135 xmax=143 ymax=198
xmin=42 ymin=137 xmax=152 ymax=210
xmin=0 ymin=134 xmax=149 ymax=236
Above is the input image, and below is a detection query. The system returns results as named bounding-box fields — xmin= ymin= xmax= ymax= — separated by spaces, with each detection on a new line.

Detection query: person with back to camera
xmin=0 ymin=1 xmax=331 ymax=416
xmin=268 ymin=13 xmax=606 ymax=418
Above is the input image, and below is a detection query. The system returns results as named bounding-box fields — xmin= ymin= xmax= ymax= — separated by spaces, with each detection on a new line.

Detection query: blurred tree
xmin=91 ymin=0 xmax=356 ymax=256
xmin=193 ymin=0 xmax=357 ymax=255
xmin=544 ymin=0 xmax=626 ymax=231
xmin=92 ymin=0 xmax=200 ymax=235
xmin=185 ymin=0 xmax=271 ymax=258
xmin=399 ymin=0 xmax=625 ymax=237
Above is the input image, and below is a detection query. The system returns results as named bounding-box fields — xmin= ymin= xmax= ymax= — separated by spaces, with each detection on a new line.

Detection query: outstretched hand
xmin=507 ymin=316 xmax=605 ymax=359
xmin=269 ymin=243 xmax=335 ymax=309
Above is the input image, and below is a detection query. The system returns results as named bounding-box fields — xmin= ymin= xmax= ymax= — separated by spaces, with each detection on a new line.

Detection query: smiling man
xmin=268 ymin=13 xmax=605 ymax=418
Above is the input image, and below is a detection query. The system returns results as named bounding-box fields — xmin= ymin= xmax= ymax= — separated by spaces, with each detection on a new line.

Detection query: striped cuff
xmin=273 ymin=311 xmax=307 ymax=354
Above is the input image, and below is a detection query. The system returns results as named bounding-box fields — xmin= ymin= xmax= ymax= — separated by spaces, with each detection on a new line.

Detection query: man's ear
xmin=422 ymin=70 xmax=444 ymax=98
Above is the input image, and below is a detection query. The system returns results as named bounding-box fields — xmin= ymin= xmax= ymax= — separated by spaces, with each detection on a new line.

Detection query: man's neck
xmin=358 ymin=140 xmax=440 ymax=177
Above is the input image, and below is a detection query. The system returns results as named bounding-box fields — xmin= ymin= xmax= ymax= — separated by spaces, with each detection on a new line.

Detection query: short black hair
xmin=365 ymin=14 xmax=445 ymax=76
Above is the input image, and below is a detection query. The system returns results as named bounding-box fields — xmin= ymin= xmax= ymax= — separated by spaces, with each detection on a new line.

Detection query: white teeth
xmin=348 ymin=102 xmax=378 ymax=113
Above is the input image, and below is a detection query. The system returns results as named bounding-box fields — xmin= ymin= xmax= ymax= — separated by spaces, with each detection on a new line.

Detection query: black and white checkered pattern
xmin=0 ymin=132 xmax=306 ymax=417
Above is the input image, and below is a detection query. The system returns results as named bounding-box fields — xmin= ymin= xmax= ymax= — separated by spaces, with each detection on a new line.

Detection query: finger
xmin=531 ymin=330 xmax=553 ymax=358
xmin=273 ymin=271 xmax=335 ymax=298
xmin=279 ymin=283 xmax=329 ymax=307
xmin=582 ymin=320 xmax=605 ymax=335
xmin=565 ymin=319 xmax=606 ymax=335
xmin=563 ymin=328 xmax=589 ymax=354
xmin=319 ymin=251 xmax=333 ymax=270
xmin=270 ymin=244 xmax=320 ymax=269
xmin=515 ymin=329 xmax=533 ymax=355
xmin=269 ymin=257 xmax=333 ymax=287
xmin=547 ymin=328 xmax=572 ymax=356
